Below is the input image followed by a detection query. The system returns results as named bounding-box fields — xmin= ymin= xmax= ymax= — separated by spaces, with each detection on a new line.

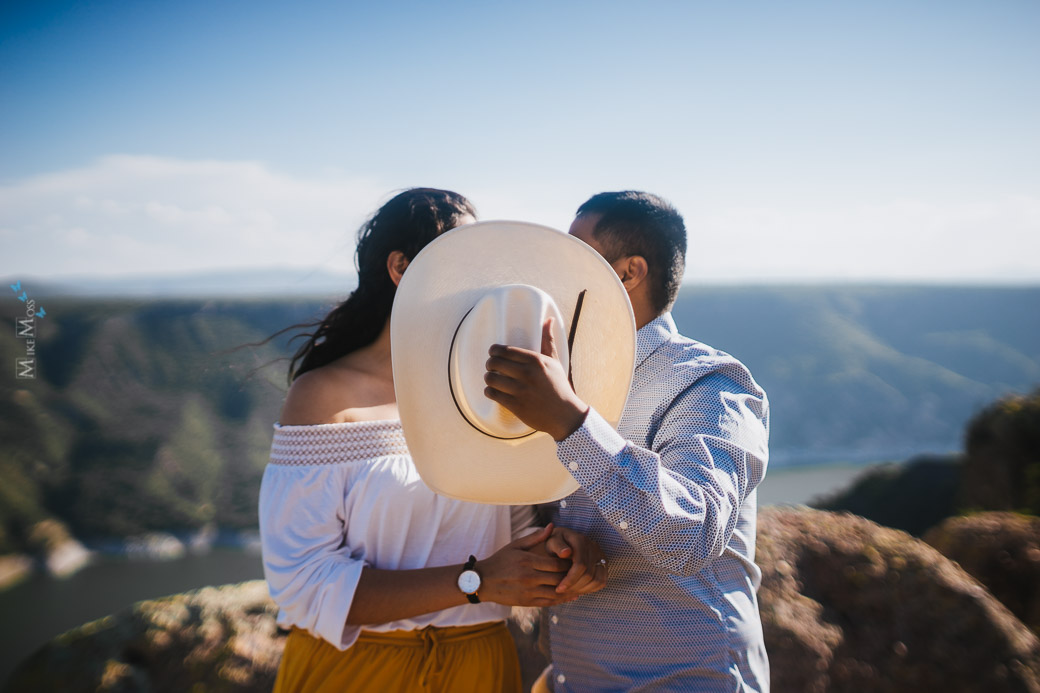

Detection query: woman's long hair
xmin=287 ymin=188 xmax=476 ymax=382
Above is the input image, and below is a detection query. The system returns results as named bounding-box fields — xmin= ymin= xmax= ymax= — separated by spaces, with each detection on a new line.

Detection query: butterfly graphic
xmin=9 ymin=281 xmax=21 ymax=292
xmin=17 ymin=291 xmax=27 ymax=302
xmin=36 ymin=308 xmax=46 ymax=318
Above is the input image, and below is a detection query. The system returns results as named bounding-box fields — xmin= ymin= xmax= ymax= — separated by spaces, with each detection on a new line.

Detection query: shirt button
xmin=568 ymin=461 xmax=578 ymax=472
xmin=559 ymin=500 xmax=567 ymax=508
xmin=557 ymin=673 xmax=566 ymax=684
xmin=619 ymin=521 xmax=629 ymax=530
xmin=551 ymin=615 xmax=559 ymax=624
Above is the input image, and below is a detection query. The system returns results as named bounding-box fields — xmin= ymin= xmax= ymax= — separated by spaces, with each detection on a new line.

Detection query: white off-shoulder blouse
xmin=258 ymin=419 xmax=535 ymax=651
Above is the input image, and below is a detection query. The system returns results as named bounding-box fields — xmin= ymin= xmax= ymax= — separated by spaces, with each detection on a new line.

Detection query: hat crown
xmin=391 ymin=220 xmax=635 ymax=504
xmin=448 ymin=284 xmax=569 ymax=440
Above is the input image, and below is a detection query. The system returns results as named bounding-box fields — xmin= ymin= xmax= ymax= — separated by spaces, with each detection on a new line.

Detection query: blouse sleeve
xmin=510 ymin=504 xmax=540 ymax=540
xmin=259 ymin=463 xmax=367 ymax=650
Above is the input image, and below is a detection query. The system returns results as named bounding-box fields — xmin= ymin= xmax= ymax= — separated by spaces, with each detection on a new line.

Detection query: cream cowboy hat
xmin=390 ymin=221 xmax=636 ymax=504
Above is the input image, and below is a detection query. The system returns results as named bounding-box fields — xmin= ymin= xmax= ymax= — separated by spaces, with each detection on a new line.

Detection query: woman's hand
xmin=476 ymin=524 xmax=578 ymax=607
xmin=545 ymin=526 xmax=608 ymax=594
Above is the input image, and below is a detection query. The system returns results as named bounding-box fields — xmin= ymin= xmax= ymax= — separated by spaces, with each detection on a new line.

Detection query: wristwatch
xmin=457 ymin=555 xmax=481 ymax=604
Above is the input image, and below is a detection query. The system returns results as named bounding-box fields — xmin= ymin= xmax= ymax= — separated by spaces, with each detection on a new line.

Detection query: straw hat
xmin=390 ymin=221 xmax=635 ymax=504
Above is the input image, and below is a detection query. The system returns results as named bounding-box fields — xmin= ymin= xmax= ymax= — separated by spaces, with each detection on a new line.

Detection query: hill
xmin=0 ymin=297 xmax=319 ymax=554
xmin=671 ymin=285 xmax=1040 ymax=463
xmin=0 ymin=284 xmax=1037 ymax=556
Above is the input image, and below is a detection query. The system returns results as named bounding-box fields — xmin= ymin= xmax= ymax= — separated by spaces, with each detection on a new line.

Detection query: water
xmin=0 ymin=462 xmax=873 ymax=686
xmin=757 ymin=461 xmax=871 ymax=507
xmin=0 ymin=548 xmax=264 ymax=686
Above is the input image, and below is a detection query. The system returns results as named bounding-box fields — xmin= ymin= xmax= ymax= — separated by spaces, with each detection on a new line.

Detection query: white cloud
xmin=467 ymin=185 xmax=1040 ymax=283
xmin=683 ymin=194 xmax=1040 ymax=283
xmin=0 ymin=155 xmax=1037 ymax=284
xmin=63 ymin=228 xmax=92 ymax=246
xmin=0 ymin=155 xmax=388 ymax=277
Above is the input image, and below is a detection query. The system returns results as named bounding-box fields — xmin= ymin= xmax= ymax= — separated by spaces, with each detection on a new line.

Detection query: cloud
xmin=0 ymin=155 xmax=1037 ymax=283
xmin=683 ymin=194 xmax=1040 ymax=283
xmin=456 ymin=181 xmax=1040 ymax=284
xmin=0 ymin=155 xmax=388 ymax=277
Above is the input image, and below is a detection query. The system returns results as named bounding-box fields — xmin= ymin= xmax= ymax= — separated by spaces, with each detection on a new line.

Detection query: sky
xmin=1 ymin=0 xmax=1038 ymax=284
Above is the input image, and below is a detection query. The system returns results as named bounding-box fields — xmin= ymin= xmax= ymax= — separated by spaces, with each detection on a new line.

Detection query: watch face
xmin=457 ymin=570 xmax=481 ymax=594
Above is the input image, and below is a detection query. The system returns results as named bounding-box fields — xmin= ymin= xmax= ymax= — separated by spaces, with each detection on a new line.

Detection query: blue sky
xmin=1 ymin=0 xmax=1038 ymax=283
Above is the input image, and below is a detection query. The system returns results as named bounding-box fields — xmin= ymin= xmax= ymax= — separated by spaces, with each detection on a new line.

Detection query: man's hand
xmin=484 ymin=318 xmax=590 ymax=441
xmin=545 ymin=526 xmax=608 ymax=594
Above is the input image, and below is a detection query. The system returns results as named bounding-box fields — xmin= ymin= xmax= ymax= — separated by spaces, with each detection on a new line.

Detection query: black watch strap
xmin=463 ymin=555 xmax=480 ymax=604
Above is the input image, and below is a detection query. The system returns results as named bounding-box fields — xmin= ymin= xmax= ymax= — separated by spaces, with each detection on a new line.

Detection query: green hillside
xmin=671 ymin=285 xmax=1040 ymax=464
xmin=0 ymin=285 xmax=1037 ymax=554
xmin=0 ymin=297 xmax=328 ymax=553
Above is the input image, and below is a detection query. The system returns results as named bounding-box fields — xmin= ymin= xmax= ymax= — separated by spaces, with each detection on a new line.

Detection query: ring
xmin=599 ymin=559 xmax=608 ymax=566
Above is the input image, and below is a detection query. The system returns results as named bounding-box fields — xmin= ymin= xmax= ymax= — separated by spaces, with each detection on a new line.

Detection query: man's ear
xmin=614 ymin=255 xmax=648 ymax=293
xmin=387 ymin=251 xmax=409 ymax=287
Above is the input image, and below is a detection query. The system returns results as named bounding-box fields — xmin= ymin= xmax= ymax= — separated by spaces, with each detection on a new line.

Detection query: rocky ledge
xmin=759 ymin=506 xmax=1040 ymax=692
xmin=925 ymin=511 xmax=1040 ymax=635
xmin=4 ymin=581 xmax=282 ymax=692
xmin=7 ymin=508 xmax=1040 ymax=692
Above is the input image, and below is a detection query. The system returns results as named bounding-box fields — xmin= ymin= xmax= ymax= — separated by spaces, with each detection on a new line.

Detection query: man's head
xmin=569 ymin=191 xmax=687 ymax=320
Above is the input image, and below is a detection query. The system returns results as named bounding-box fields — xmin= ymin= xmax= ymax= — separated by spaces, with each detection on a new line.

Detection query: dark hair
xmin=287 ymin=188 xmax=476 ymax=381
xmin=575 ymin=191 xmax=686 ymax=313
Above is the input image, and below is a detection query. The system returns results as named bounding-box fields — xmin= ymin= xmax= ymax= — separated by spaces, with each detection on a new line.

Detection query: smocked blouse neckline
xmin=269 ymin=419 xmax=408 ymax=466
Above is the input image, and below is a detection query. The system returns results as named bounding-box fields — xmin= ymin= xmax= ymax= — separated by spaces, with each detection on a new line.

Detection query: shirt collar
xmin=635 ymin=312 xmax=677 ymax=368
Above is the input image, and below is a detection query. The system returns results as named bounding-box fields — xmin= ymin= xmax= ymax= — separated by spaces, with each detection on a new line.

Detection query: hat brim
xmin=391 ymin=221 xmax=636 ymax=504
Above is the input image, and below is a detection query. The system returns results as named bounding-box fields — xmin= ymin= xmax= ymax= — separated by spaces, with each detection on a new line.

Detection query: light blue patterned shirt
xmin=545 ymin=312 xmax=770 ymax=692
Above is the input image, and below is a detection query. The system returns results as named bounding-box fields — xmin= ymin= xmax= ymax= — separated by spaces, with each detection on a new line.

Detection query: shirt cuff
xmin=556 ymin=407 xmax=628 ymax=488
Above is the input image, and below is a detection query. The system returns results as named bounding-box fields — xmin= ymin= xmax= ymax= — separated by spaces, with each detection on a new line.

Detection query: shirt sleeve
xmin=556 ymin=372 xmax=768 ymax=577
xmin=258 ymin=463 xmax=367 ymax=650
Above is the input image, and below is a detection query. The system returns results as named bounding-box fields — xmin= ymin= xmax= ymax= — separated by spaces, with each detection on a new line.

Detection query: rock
xmin=758 ymin=506 xmax=1040 ymax=692
xmin=28 ymin=519 xmax=92 ymax=578
xmin=124 ymin=533 xmax=185 ymax=561
xmin=0 ymin=555 xmax=33 ymax=591
xmin=5 ymin=585 xmax=549 ymax=693
xmin=10 ymin=508 xmax=1040 ymax=692
xmin=925 ymin=512 xmax=1040 ymax=635
xmin=44 ymin=540 xmax=92 ymax=577
xmin=4 ymin=580 xmax=283 ymax=693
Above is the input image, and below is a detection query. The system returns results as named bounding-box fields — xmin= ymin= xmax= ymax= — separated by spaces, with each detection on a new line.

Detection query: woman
xmin=259 ymin=188 xmax=604 ymax=692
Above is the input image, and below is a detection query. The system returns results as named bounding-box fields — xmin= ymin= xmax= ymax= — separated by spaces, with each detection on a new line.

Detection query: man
xmin=484 ymin=191 xmax=770 ymax=691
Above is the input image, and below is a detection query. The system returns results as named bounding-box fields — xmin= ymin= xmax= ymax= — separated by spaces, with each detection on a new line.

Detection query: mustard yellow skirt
xmin=273 ymin=621 xmax=522 ymax=693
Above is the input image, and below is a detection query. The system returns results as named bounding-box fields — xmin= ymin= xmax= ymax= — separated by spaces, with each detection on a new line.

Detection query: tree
xmin=961 ymin=387 xmax=1040 ymax=515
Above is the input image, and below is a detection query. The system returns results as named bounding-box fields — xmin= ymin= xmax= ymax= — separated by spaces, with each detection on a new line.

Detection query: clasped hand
xmin=478 ymin=524 xmax=607 ymax=607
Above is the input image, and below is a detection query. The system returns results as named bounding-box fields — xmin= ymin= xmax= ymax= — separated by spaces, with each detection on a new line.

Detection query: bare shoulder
xmin=279 ymin=361 xmax=397 ymax=425
xmin=278 ymin=369 xmax=342 ymax=425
